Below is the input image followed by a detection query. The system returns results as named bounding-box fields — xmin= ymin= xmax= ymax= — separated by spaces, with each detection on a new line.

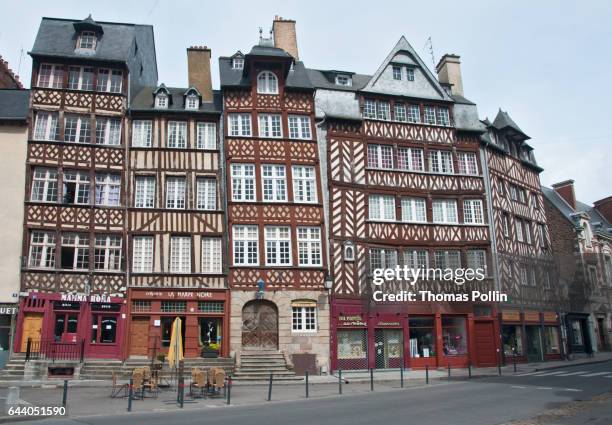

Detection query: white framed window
xmin=64 ymin=114 xmax=91 ymax=144
xmin=392 ymin=65 xmax=402 ymax=80
xmin=31 ymin=167 xmax=58 ymax=202
xmin=398 ymin=147 xmax=424 ymax=171
xmin=62 ymin=170 xmax=90 ymax=205
xmin=185 ymin=94 xmax=199 ymax=110
xmin=335 ymin=75 xmax=352 ymax=86
xmin=196 ymin=177 xmax=216 ymax=210
xmin=233 ymin=225 xmax=258 ymax=266
xmin=166 ymin=177 xmax=186 ymax=209
xmin=297 ymin=227 xmax=322 ymax=267
xmin=196 ymin=122 xmax=216 ymax=149
xmin=228 ymin=113 xmax=252 ymax=137
xmin=202 ymin=238 xmax=222 ymax=274
xmin=232 ymin=57 xmax=244 ymax=70
xmin=132 ymin=120 xmax=152 ymax=147
xmin=262 ymin=164 xmax=287 ymax=202
xmin=524 ymin=220 xmax=532 ymax=244
xmin=363 ymin=99 xmax=376 ymax=118
xmin=132 ymin=236 xmax=153 ymax=273
xmin=369 ymin=195 xmax=396 ymax=221
xmin=60 ymin=233 xmax=89 ymax=270
xmin=94 ymin=234 xmax=122 ymax=271
xmin=94 ymin=173 xmax=120 ymax=206
xmin=424 ymin=106 xmax=436 ymax=125
xmin=37 ymin=64 xmax=64 ymax=89
xmin=33 ymin=112 xmax=59 ymax=141
xmin=457 ymin=152 xmax=478 ymax=175
xmin=67 ymin=66 xmax=94 ymax=91
xmin=78 ymin=31 xmax=97 ymax=50
xmin=257 ymin=71 xmax=278 ymax=94
xmin=170 ymin=236 xmax=191 ymax=273
xmin=155 ymin=93 xmax=168 ymax=109
xmin=407 ymin=68 xmax=415 ymax=81
xmin=434 ymin=250 xmax=461 ymax=269
xmin=515 ymin=218 xmax=524 ymax=242
xmin=404 ymin=249 xmax=428 ymax=270
xmin=377 ymin=101 xmax=391 ymax=120
xmin=97 ymin=69 xmax=122 ymax=93
xmin=503 ymin=213 xmax=510 ymax=238
xmin=258 ymin=114 xmax=282 ymax=138
xmin=134 ymin=176 xmax=155 ymax=208
xmin=429 ymin=150 xmax=454 ymax=174
xmin=292 ymin=306 xmax=317 ymax=332
xmin=292 ymin=166 xmax=317 ymax=203
xmin=367 ymin=144 xmax=393 ymax=169
xmin=95 ymin=117 xmax=121 ymax=145
xmin=369 ymin=248 xmax=398 ymax=271
xmin=432 ymin=199 xmax=458 ymax=224
xmin=394 ymin=104 xmax=407 ymax=122
xmin=407 ymin=104 xmax=421 ymax=123
xmin=167 ymin=121 xmax=187 ymax=148
xmin=231 ymin=164 xmax=256 ymax=201
xmin=288 ymin=115 xmax=311 ymax=139
xmin=29 ymin=231 xmax=56 ymax=268
xmin=436 ymin=108 xmax=450 ymax=126
xmin=265 ymin=226 xmax=291 ymax=266
xmin=466 ymin=250 xmax=486 ymax=272
xmin=401 ymin=197 xmax=427 ymax=223
xmin=463 ymin=199 xmax=484 ymax=224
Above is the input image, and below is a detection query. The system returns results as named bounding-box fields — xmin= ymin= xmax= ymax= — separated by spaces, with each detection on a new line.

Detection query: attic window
xmin=335 ymin=75 xmax=352 ymax=86
xmin=392 ymin=66 xmax=402 ymax=80
xmin=257 ymin=71 xmax=278 ymax=94
xmin=156 ymin=93 xmax=168 ymax=109
xmin=78 ymin=31 xmax=97 ymax=50
xmin=407 ymin=68 xmax=415 ymax=81
xmin=232 ymin=58 xmax=244 ymax=70
xmin=185 ymin=94 xmax=199 ymax=110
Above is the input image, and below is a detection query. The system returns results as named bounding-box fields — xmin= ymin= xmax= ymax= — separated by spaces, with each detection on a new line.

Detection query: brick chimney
xmin=593 ymin=196 xmax=612 ymax=223
xmin=186 ymin=46 xmax=213 ymax=102
xmin=435 ymin=54 xmax=464 ymax=97
xmin=552 ymin=180 xmax=577 ymax=210
xmin=272 ymin=16 xmax=299 ymax=59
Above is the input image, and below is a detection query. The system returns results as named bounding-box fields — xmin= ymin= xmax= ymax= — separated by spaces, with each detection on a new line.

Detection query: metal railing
xmin=25 ymin=338 xmax=85 ymax=362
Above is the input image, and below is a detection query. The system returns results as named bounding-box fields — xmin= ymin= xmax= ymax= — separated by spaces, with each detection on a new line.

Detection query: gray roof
xmin=247 ymin=45 xmax=291 ymax=58
xmin=219 ymin=54 xmax=312 ymax=90
xmin=130 ymin=86 xmax=222 ymax=113
xmin=492 ymin=109 xmax=529 ymax=140
xmin=306 ymin=69 xmax=371 ymax=92
xmin=542 ymin=186 xmax=612 ymax=235
xmin=452 ymin=94 xmax=476 ymax=105
xmin=0 ymin=89 xmax=29 ymax=121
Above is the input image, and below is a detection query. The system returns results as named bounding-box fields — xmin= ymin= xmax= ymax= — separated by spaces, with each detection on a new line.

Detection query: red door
xmin=474 ymin=321 xmax=497 ymax=366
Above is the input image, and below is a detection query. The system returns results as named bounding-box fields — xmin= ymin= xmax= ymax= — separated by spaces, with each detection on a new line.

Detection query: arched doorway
xmin=242 ymin=300 xmax=278 ymax=350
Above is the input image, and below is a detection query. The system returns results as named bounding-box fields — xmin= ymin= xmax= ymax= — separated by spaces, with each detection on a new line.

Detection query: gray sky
xmin=2 ymin=0 xmax=610 ymax=204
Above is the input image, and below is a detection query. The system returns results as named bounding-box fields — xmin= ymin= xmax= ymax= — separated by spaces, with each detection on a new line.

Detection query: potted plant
xmin=201 ymin=343 xmax=219 ymax=358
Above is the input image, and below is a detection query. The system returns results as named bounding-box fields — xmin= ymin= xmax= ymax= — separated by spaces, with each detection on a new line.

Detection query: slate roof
xmin=130 ymin=86 xmax=222 ymax=113
xmin=492 ymin=109 xmax=529 ymax=140
xmin=0 ymin=89 xmax=30 ymax=121
xmin=219 ymin=52 xmax=312 ymax=89
xmin=305 ymin=69 xmax=371 ymax=91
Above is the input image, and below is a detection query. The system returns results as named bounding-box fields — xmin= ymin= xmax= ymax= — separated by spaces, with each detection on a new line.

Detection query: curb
xmin=534 ymin=358 xmax=612 ymax=372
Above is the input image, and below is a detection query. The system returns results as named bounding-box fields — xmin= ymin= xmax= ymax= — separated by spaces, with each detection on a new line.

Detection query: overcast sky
xmin=1 ymin=0 xmax=610 ymax=204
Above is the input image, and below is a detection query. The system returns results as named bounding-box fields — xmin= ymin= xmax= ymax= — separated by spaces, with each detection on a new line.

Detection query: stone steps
xmin=234 ymin=351 xmax=300 ymax=381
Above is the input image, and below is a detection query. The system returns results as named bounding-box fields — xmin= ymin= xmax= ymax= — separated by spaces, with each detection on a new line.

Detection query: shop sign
xmin=0 ymin=304 xmax=17 ymax=315
xmin=502 ymin=310 xmax=520 ymax=322
xmin=91 ymin=303 xmax=121 ymax=312
xmin=338 ymin=315 xmax=366 ymax=327
xmin=53 ymin=301 xmax=81 ymax=311
xmin=60 ymin=293 xmax=111 ymax=303
xmin=543 ymin=312 xmax=558 ymax=323
xmin=376 ymin=321 xmax=401 ymax=328
xmin=142 ymin=291 xmax=214 ymax=299
xmin=523 ymin=311 xmax=540 ymax=322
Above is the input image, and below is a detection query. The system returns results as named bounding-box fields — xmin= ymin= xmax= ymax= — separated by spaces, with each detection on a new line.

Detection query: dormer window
xmin=232 ymin=58 xmax=244 ymax=70
xmin=257 ymin=71 xmax=278 ymax=94
xmin=335 ymin=75 xmax=352 ymax=86
xmin=406 ymin=67 xmax=415 ymax=81
xmin=392 ymin=66 xmax=402 ymax=80
xmin=185 ymin=95 xmax=199 ymax=110
xmin=78 ymin=31 xmax=97 ymax=50
xmin=156 ymin=93 xmax=168 ymax=109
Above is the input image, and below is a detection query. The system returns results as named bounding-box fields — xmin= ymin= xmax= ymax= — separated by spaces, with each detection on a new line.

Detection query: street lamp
xmin=256 ymin=278 xmax=265 ymax=299
xmin=324 ymin=275 xmax=333 ymax=290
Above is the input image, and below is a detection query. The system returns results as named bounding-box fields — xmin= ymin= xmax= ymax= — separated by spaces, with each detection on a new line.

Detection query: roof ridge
xmin=0 ymin=55 xmax=24 ymax=89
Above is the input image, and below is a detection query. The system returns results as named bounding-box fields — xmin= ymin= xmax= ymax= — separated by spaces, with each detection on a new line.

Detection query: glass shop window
xmin=442 ymin=316 xmax=467 ymax=355
xmin=409 ymin=317 xmax=436 ymax=358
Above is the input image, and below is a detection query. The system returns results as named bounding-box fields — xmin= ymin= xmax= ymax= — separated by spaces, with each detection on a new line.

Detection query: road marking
xmin=555 ymin=371 xmax=591 ymax=376
xmin=515 ymin=372 xmax=546 ymax=376
xmin=510 ymin=385 xmax=527 ymax=389
xmin=580 ymin=372 xmax=610 ymax=377
xmin=536 ymin=387 xmax=554 ymax=390
xmin=563 ymin=388 xmax=583 ymax=392
xmin=534 ymin=371 xmax=569 ymax=376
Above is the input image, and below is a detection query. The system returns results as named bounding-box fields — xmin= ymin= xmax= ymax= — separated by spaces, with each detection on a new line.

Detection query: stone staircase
xmin=0 ymin=354 xmax=26 ymax=381
xmin=233 ymin=351 xmax=302 ymax=381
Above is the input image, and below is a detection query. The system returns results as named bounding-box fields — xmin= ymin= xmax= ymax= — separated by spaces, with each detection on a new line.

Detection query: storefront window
xmin=161 ymin=316 xmax=186 ymax=347
xmin=571 ymin=320 xmax=584 ymax=346
xmin=337 ymin=329 xmax=368 ymax=367
xmin=0 ymin=315 xmax=10 ymax=351
xmin=375 ymin=329 xmax=403 ymax=369
xmin=545 ymin=326 xmax=560 ymax=354
xmin=442 ymin=316 xmax=467 ymax=356
xmin=54 ymin=314 xmax=78 ymax=342
xmin=91 ymin=315 xmax=117 ymax=344
xmin=409 ymin=317 xmax=436 ymax=358
xmin=199 ymin=318 xmax=221 ymax=351
xmin=502 ymin=325 xmax=523 ymax=356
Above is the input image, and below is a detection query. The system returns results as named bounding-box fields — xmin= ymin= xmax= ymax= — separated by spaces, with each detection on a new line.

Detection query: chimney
xmin=435 ymin=54 xmax=464 ymax=97
xmin=272 ymin=16 xmax=299 ymax=59
xmin=186 ymin=46 xmax=213 ymax=102
xmin=552 ymin=180 xmax=577 ymax=210
xmin=593 ymin=196 xmax=612 ymax=223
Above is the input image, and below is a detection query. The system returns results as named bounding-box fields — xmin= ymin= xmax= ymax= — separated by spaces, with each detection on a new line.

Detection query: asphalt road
xmin=12 ymin=361 xmax=612 ymax=425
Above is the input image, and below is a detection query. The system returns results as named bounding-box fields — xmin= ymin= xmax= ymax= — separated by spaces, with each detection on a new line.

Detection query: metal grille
xmin=242 ymin=300 xmax=278 ymax=349
xmin=337 ymin=329 xmax=368 ymax=370
xmin=375 ymin=329 xmax=403 ymax=369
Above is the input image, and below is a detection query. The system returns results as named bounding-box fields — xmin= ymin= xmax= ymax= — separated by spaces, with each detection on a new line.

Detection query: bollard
xmin=447 ymin=363 xmax=451 ymax=380
xmin=226 ymin=377 xmax=232 ymax=405
xmin=6 ymin=387 xmax=20 ymax=411
xmin=513 ymin=354 xmax=517 ymax=373
xmin=338 ymin=369 xmax=342 ymax=394
xmin=267 ymin=372 xmax=273 ymax=401
xmin=468 ymin=361 xmax=472 ymax=379
xmin=127 ymin=378 xmax=133 ymax=412
xmin=305 ymin=370 xmax=309 ymax=398
xmin=425 ymin=365 xmax=429 ymax=384
xmin=400 ymin=366 xmax=404 ymax=388
xmin=498 ymin=359 xmax=502 ymax=376
xmin=178 ymin=376 xmax=184 ymax=408
xmin=370 ymin=368 xmax=374 ymax=391
xmin=61 ymin=380 xmax=68 ymax=408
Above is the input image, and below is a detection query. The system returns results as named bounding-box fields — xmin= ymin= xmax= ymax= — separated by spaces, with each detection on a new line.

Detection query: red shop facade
xmin=330 ymin=298 xmax=500 ymax=371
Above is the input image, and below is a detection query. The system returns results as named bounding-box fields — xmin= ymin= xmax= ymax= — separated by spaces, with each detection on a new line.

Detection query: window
xmin=367 ymin=144 xmax=393 ymax=169
xmin=392 ymin=65 xmax=402 ymax=80
xmin=584 ymin=222 xmax=593 ymax=247
xmin=95 ymin=117 xmax=121 ymax=145
xmin=466 ymin=250 xmax=486 ymax=272
xmin=167 ymin=121 xmax=187 ymax=148
xmin=442 ymin=317 xmax=467 ymax=355
xmin=369 ymin=248 xmax=398 ymax=271
xmin=401 ymin=197 xmax=427 ymax=223
xmin=515 ymin=218 xmax=524 ymax=242
xmin=231 ymin=164 xmax=256 ymax=201
xmin=545 ymin=327 xmax=560 ymax=354
xmin=78 ymin=31 xmax=96 ymax=50
xmin=29 ymin=231 xmax=56 ymax=268
xmin=429 ymin=150 xmax=454 ymax=174
xmin=262 ymin=165 xmax=287 ymax=202
xmin=407 ymin=105 xmax=420 ymax=123
xmin=132 ymin=236 xmax=153 ymax=273
xmin=503 ymin=213 xmax=510 ymax=238
xmin=37 ymin=64 xmax=64 ymax=89
xmin=201 ymin=238 xmax=222 ymax=274
xmin=432 ymin=199 xmax=458 ymax=224
xmin=155 ymin=93 xmax=168 ymax=109
xmin=132 ymin=300 xmax=151 ymax=312
xmin=343 ymin=242 xmax=355 ymax=262
xmin=170 ymin=236 xmax=191 ymax=273
xmin=377 ymin=101 xmax=391 ymax=120
xmin=394 ymin=104 xmax=407 ymax=122
xmin=265 ymin=226 xmax=291 ymax=266
xmin=94 ymin=235 xmax=122 ymax=271
xmin=398 ymin=147 xmax=424 ymax=171
xmin=67 ymin=66 xmax=94 ymax=90
xmin=60 ymin=233 xmax=89 ymax=270
xmin=166 ymin=177 xmax=186 ymax=209
xmin=196 ymin=177 xmax=216 ymax=210
xmin=369 ymin=195 xmax=396 ymax=221
xmin=196 ymin=122 xmax=216 ymax=149
xmin=31 ymin=168 xmax=58 ymax=202
xmin=134 ymin=176 xmax=155 ymax=208
xmin=198 ymin=301 xmax=224 ymax=313
xmin=64 ymin=114 xmax=91 ymax=144
xmin=424 ymin=106 xmax=436 ymax=124
xmin=363 ymin=100 xmax=376 ymax=118
xmin=185 ymin=94 xmax=199 ymax=110
xmin=161 ymin=301 xmax=187 ymax=313
xmin=457 ymin=152 xmax=478 ymax=175
xmin=232 ymin=57 xmax=244 ymax=70
xmin=406 ymin=67 xmax=415 ymax=81
xmin=335 ymin=75 xmax=352 ymax=86
xmin=436 ymin=108 xmax=450 ymax=126
xmin=498 ymin=179 xmax=505 ymax=196
xmin=434 ymin=250 xmax=461 ymax=269
xmin=33 ymin=112 xmax=59 ymax=141
xmin=531 ymin=192 xmax=539 ymax=210
xmin=463 ymin=199 xmax=484 ymax=224
xmin=228 ymin=113 xmax=252 ymax=137
xmin=94 ymin=173 xmax=120 ymax=206
xmin=524 ymin=221 xmax=532 ymax=244
xmin=62 ymin=170 xmax=90 ymax=205
xmin=543 ymin=270 xmax=551 ymax=289
xmin=409 ymin=317 xmax=435 ymax=358
xmin=233 ymin=225 xmax=259 ymax=266
xmin=518 ymin=188 xmax=526 ymax=203
xmin=297 ymin=227 xmax=322 ymax=266
xmin=97 ymin=69 xmax=122 ymax=93
xmin=292 ymin=306 xmax=317 ymax=332
xmin=292 ymin=166 xmax=317 ymax=203
xmin=258 ymin=114 xmax=282 ymax=138
xmin=519 ymin=267 xmax=528 ymax=285
xmin=405 ymin=249 xmax=429 ymax=272
xmin=288 ymin=115 xmax=311 ymax=139
xmin=257 ymin=71 xmax=278 ymax=94
xmin=91 ymin=315 xmax=117 ymax=344
xmin=132 ymin=120 xmax=152 ymax=147
xmin=502 ymin=325 xmax=523 ymax=356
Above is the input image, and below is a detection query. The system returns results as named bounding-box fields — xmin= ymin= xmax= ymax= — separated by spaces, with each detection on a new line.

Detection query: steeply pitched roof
xmin=0 ymin=56 xmax=24 ymax=89
xmin=219 ymin=53 xmax=312 ymax=90
xmin=542 ymin=186 xmax=612 ymax=235
xmin=492 ymin=109 xmax=529 ymax=140
xmin=305 ymin=69 xmax=371 ymax=92
xmin=0 ymin=89 xmax=29 ymax=121
xmin=130 ymin=86 xmax=222 ymax=113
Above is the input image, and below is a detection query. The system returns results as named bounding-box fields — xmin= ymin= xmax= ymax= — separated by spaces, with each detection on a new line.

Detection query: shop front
xmin=501 ymin=309 xmax=562 ymax=364
xmin=0 ymin=304 xmax=18 ymax=368
xmin=564 ymin=312 xmax=592 ymax=355
xmin=126 ymin=288 xmax=230 ymax=360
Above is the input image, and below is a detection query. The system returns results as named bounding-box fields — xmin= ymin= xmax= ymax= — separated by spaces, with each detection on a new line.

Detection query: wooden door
xmin=129 ymin=317 xmax=150 ymax=357
xmin=20 ymin=314 xmax=43 ymax=352
xmin=474 ymin=321 xmax=497 ymax=366
xmin=242 ymin=301 xmax=278 ymax=350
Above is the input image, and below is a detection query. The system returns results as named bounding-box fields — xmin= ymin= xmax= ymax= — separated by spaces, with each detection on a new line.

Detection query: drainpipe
xmin=479 ymin=142 xmax=501 ymax=293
